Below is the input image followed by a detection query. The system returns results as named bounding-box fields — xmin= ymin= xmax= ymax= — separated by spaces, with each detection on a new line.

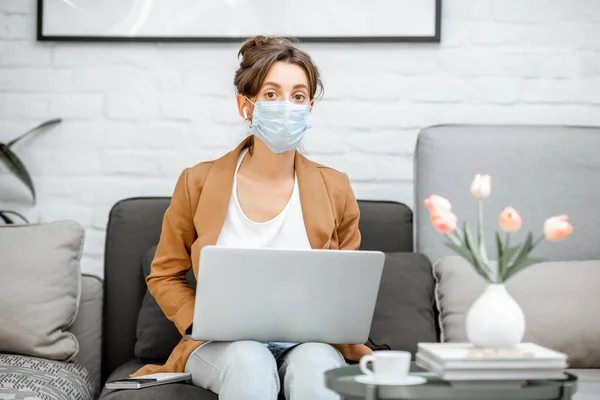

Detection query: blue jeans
xmin=184 ymin=341 xmax=345 ymax=399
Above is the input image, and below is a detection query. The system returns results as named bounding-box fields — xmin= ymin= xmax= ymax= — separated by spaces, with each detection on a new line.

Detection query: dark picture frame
xmin=37 ymin=0 xmax=441 ymax=43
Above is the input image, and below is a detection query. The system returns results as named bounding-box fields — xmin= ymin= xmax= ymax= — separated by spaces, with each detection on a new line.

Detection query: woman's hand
xmin=333 ymin=344 xmax=373 ymax=362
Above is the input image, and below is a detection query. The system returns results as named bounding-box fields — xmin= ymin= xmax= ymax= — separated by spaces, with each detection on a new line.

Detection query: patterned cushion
xmin=0 ymin=354 xmax=96 ymax=400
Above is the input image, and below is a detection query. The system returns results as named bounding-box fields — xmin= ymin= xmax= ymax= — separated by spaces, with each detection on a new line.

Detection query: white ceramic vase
xmin=465 ymin=284 xmax=525 ymax=348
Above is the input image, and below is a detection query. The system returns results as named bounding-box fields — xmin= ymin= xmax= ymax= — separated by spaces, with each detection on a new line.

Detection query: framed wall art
xmin=37 ymin=0 xmax=441 ymax=43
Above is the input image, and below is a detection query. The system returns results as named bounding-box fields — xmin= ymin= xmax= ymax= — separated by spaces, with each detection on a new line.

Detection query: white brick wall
xmin=1 ymin=0 xmax=599 ymax=277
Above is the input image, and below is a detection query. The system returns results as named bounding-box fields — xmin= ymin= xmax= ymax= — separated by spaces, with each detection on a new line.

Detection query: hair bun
xmin=238 ymin=36 xmax=291 ymax=58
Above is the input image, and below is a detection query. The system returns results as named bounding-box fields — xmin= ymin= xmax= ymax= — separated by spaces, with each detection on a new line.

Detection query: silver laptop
xmin=190 ymin=246 xmax=385 ymax=344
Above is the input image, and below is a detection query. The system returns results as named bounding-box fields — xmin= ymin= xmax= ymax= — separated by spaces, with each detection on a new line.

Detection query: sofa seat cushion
xmin=100 ymin=359 xmax=217 ymax=400
xmin=568 ymin=369 xmax=600 ymax=400
xmin=0 ymin=354 xmax=96 ymax=400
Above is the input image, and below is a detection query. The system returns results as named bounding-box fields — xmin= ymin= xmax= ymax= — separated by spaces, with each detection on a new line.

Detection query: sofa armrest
xmin=70 ymin=274 xmax=103 ymax=392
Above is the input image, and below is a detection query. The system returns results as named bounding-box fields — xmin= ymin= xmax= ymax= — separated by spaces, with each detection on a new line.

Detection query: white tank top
xmin=215 ymin=149 xmax=311 ymax=250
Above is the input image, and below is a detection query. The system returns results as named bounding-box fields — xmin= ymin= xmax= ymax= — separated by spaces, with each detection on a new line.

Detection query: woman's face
xmin=238 ymin=61 xmax=314 ymax=119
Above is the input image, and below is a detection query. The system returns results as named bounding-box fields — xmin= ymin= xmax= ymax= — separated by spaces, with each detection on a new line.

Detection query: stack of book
xmin=416 ymin=342 xmax=568 ymax=385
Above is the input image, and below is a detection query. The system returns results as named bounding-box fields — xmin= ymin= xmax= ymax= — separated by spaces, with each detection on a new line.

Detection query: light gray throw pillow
xmin=0 ymin=221 xmax=84 ymax=361
xmin=434 ymin=256 xmax=600 ymax=368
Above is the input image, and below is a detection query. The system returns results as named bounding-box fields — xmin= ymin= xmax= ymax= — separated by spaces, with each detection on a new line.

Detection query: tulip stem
xmin=532 ymin=236 xmax=544 ymax=249
xmin=477 ymin=198 xmax=489 ymax=266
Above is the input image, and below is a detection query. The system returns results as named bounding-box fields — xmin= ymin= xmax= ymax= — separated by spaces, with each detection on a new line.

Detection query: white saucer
xmin=355 ymin=375 xmax=427 ymax=386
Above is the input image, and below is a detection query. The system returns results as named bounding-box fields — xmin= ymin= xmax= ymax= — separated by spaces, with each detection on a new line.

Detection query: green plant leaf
xmin=7 ymin=118 xmax=62 ymax=148
xmin=0 ymin=211 xmax=14 ymax=224
xmin=504 ymin=257 xmax=544 ymax=281
xmin=503 ymin=245 xmax=521 ymax=266
xmin=444 ymin=241 xmax=476 ymax=264
xmin=463 ymin=222 xmax=492 ymax=280
xmin=508 ymin=232 xmax=533 ymax=269
xmin=501 ymin=232 xmax=534 ymax=280
xmin=0 ymin=143 xmax=36 ymax=202
xmin=495 ymin=232 xmax=504 ymax=278
xmin=0 ymin=210 xmax=28 ymax=223
xmin=444 ymin=241 xmax=489 ymax=281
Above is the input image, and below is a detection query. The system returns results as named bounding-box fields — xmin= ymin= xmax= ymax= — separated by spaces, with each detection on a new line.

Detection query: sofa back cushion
xmin=103 ymin=198 xmax=413 ymax=381
xmin=415 ymin=125 xmax=600 ymax=265
xmin=0 ymin=221 xmax=83 ymax=361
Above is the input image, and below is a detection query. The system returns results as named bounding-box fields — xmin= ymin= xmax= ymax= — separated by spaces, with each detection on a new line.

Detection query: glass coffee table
xmin=325 ymin=364 xmax=578 ymax=400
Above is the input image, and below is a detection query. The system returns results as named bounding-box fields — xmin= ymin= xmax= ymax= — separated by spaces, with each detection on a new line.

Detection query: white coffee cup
xmin=359 ymin=351 xmax=411 ymax=383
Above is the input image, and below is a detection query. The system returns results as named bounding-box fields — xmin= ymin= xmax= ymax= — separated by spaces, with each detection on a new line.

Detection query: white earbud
xmin=243 ymin=108 xmax=248 ymax=119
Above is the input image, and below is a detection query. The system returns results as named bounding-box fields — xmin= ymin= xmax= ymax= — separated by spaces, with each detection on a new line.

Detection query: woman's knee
xmin=286 ymin=343 xmax=345 ymax=370
xmin=222 ymin=341 xmax=278 ymax=372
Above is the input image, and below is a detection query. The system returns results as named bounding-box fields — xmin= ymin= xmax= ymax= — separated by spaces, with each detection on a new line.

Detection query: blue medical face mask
xmin=246 ymin=97 xmax=312 ymax=154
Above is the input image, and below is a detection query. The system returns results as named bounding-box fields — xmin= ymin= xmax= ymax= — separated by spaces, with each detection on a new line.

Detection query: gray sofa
xmin=98 ymin=198 xmax=423 ymax=399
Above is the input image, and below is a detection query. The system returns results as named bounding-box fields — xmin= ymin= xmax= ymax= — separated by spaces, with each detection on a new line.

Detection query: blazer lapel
xmin=295 ymin=153 xmax=336 ymax=249
xmin=193 ymin=137 xmax=251 ymax=249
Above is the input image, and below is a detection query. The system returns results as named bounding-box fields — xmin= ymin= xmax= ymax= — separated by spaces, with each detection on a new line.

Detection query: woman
xmin=133 ymin=36 xmax=372 ymax=399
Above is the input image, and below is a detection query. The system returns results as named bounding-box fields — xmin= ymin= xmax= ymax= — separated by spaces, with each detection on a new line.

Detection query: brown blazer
xmin=132 ymin=137 xmax=373 ymax=377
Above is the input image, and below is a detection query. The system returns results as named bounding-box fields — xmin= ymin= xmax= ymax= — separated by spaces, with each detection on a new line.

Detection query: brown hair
xmin=234 ymin=36 xmax=323 ymax=100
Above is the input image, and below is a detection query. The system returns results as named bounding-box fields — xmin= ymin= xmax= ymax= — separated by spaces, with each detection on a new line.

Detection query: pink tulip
xmin=544 ymin=215 xmax=573 ymax=241
xmin=424 ymin=195 xmax=452 ymax=213
xmin=470 ymin=174 xmax=492 ymax=199
xmin=431 ymin=210 xmax=458 ymax=233
xmin=499 ymin=207 xmax=522 ymax=233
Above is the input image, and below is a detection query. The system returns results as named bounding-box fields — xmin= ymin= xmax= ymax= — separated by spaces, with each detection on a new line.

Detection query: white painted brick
xmin=0 ymin=120 xmax=31 ymax=141
xmin=48 ymin=94 xmax=104 ymax=119
xmin=37 ymin=201 xmax=94 ymax=226
xmin=405 ymin=77 xmax=466 ymax=103
xmin=0 ymin=41 xmax=52 ymax=66
xmin=0 ymin=68 xmax=73 ymax=92
xmin=0 ymin=93 xmax=48 ymax=119
xmin=317 ymin=100 xmax=440 ymax=130
xmin=25 ymin=148 xmax=104 ymax=176
xmin=0 ymin=0 xmax=34 ymax=14
xmin=0 ymin=14 xmax=34 ymax=39
xmin=185 ymin=70 xmax=236 ymax=97
xmin=207 ymin=97 xmax=241 ymax=125
xmin=34 ymin=121 xmax=106 ymax=148
xmin=105 ymin=90 xmax=160 ymax=121
xmin=492 ymin=0 xmax=593 ymax=23
xmin=308 ymin=45 xmax=440 ymax=76
xmin=53 ymin=45 xmax=134 ymax=68
xmin=443 ymin=0 xmax=493 ymax=21
xmin=101 ymin=150 xmax=164 ymax=177
xmin=468 ymin=22 xmax=531 ymax=46
xmin=324 ymin=72 xmax=406 ymax=101
xmin=578 ymin=51 xmax=600 ymax=77
xmin=81 ymin=228 xmax=106 ymax=277
xmin=439 ymin=104 xmax=600 ymax=126
xmin=520 ymin=79 xmax=590 ymax=104
xmin=161 ymin=93 xmax=213 ymax=121
xmin=528 ymin=23 xmax=600 ymax=51
xmin=192 ymin=124 xmax=247 ymax=149
xmin=156 ymin=71 xmax=186 ymax=92
xmin=466 ymin=77 xmax=521 ymax=104
xmin=105 ymin=122 xmax=191 ymax=149
xmin=345 ymin=129 xmax=420 ymax=155
xmin=72 ymin=67 xmax=136 ymax=91
xmin=438 ymin=50 xmax=577 ymax=79
xmin=301 ymin=127 xmax=351 ymax=155
xmin=153 ymin=43 xmax=239 ymax=71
